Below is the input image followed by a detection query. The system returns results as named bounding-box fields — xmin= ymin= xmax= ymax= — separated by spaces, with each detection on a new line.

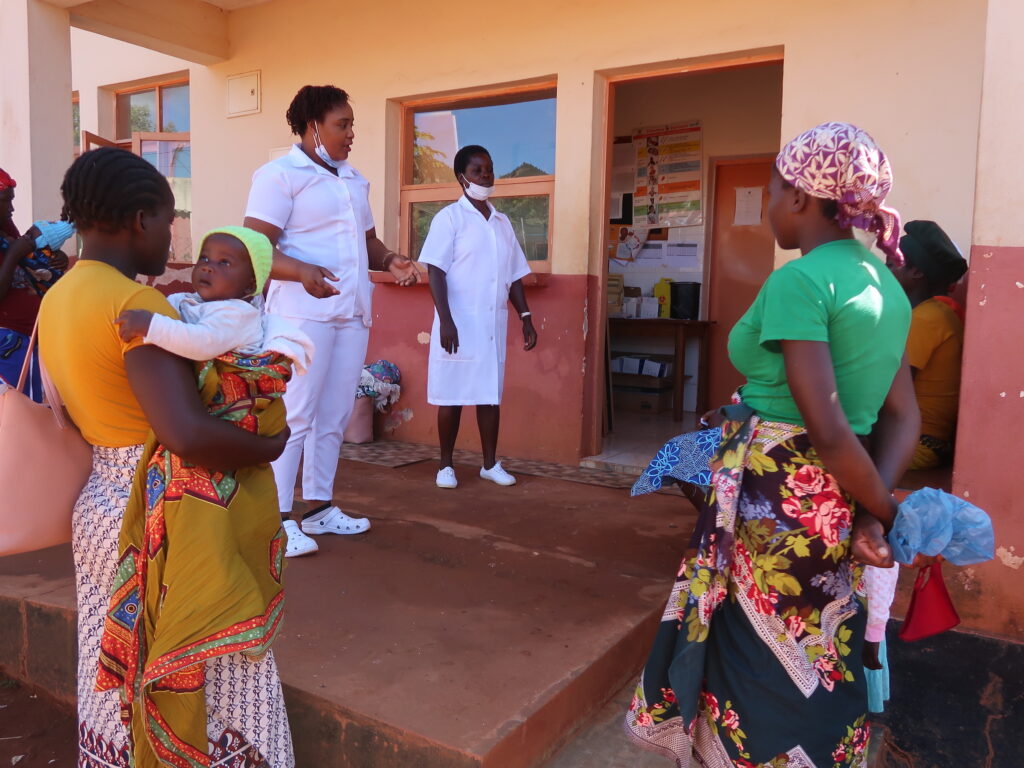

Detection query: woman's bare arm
xmin=243 ymin=216 xmax=339 ymax=299
xmin=125 ymin=345 xmax=288 ymax=471
xmin=782 ymin=340 xmax=897 ymax=527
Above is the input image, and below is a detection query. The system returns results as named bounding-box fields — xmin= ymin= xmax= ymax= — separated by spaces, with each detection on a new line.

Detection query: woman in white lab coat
xmin=419 ymin=145 xmax=538 ymax=489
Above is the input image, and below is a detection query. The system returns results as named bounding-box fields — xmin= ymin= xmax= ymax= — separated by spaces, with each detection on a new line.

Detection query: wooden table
xmin=609 ymin=318 xmax=711 ymax=421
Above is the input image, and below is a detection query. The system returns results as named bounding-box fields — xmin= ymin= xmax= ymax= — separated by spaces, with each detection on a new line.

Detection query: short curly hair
xmin=453 ymin=145 xmax=491 ymax=179
xmin=285 ymin=85 xmax=350 ymax=136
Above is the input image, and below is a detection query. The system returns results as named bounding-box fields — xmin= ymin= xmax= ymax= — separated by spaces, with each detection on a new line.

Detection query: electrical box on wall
xmin=227 ymin=71 xmax=260 ymax=117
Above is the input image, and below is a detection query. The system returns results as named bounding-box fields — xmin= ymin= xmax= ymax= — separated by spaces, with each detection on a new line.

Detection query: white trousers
xmin=272 ymin=316 xmax=369 ymax=513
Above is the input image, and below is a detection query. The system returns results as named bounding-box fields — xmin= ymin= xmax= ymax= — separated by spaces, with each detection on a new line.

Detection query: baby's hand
xmin=114 ymin=309 xmax=154 ymax=343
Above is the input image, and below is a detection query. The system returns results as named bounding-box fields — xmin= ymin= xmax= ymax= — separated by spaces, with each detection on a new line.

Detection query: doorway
xmin=706 ymin=157 xmax=777 ymax=407
xmin=582 ymin=59 xmax=782 ymax=475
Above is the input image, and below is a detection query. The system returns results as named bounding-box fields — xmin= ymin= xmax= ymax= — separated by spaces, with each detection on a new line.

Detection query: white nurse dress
xmin=419 ymin=196 xmax=531 ymax=406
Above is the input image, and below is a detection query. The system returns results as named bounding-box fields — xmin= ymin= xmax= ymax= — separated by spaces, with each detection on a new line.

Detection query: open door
xmin=81 ymin=131 xmax=118 ymax=151
xmin=131 ymin=132 xmax=193 ymax=262
xmin=706 ymin=157 xmax=777 ymax=407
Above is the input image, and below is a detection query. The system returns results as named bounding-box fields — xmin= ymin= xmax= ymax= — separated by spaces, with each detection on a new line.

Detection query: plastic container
xmin=670 ymin=281 xmax=701 ymax=320
xmin=653 ymin=278 xmax=673 ymax=319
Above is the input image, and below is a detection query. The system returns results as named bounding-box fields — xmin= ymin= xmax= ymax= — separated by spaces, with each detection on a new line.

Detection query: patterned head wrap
xmin=0 ymin=169 xmax=16 ymax=191
xmin=201 ymin=226 xmax=273 ymax=295
xmin=775 ymin=122 xmax=902 ymax=264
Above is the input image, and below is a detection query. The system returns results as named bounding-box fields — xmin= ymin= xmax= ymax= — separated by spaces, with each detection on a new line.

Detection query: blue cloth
xmin=890 ymin=487 xmax=995 ymax=566
xmin=631 ymin=427 xmax=722 ymax=496
xmin=33 ymin=220 xmax=75 ymax=251
xmin=866 ymin=637 xmax=890 ymax=713
xmin=0 ymin=329 xmax=42 ymax=403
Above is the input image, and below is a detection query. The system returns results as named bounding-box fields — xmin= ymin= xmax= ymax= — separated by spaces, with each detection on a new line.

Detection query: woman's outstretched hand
xmin=387 ymin=255 xmax=420 ymax=287
xmin=299 ymin=263 xmax=340 ymax=298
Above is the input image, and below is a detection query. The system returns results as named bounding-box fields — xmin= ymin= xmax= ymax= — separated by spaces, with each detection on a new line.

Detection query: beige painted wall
xmin=71 ymin=28 xmax=194 ymax=144
xmin=1 ymin=0 xmax=73 ymax=223
xmin=972 ymin=0 xmax=1024 ymax=248
xmin=166 ymin=0 xmax=986 ymax=278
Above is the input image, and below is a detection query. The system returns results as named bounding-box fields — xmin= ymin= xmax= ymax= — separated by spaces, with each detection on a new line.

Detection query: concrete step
xmin=0 ymin=458 xmax=693 ymax=767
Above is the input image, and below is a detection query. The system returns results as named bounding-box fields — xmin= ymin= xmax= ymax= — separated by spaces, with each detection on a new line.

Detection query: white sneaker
xmin=480 ymin=461 xmax=516 ymax=486
xmin=436 ymin=466 xmax=458 ymax=489
xmin=300 ymin=505 xmax=371 ymax=535
xmin=282 ymin=519 xmax=318 ymax=557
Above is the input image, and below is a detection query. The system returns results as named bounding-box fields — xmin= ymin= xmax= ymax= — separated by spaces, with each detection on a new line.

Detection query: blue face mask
xmin=312 ymin=123 xmax=341 ymax=169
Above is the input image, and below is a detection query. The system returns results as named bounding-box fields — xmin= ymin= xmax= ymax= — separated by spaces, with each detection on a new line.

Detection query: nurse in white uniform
xmin=244 ymin=85 xmax=419 ymax=556
xmin=419 ymin=145 xmax=538 ymax=489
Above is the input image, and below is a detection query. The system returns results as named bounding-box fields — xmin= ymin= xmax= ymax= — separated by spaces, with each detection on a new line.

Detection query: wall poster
xmin=633 ymin=121 xmax=702 ymax=228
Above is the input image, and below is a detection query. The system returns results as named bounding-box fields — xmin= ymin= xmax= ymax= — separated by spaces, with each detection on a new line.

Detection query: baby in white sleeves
xmin=114 ymin=225 xmax=313 ymax=375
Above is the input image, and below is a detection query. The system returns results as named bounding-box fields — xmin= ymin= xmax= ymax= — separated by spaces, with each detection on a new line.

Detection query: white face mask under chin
xmin=461 ymin=176 xmax=494 ymax=201
xmin=312 ymin=123 xmax=341 ymax=169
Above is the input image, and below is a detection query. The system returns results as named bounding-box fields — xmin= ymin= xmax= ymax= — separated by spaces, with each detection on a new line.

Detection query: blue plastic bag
xmin=890 ymin=487 xmax=994 ymax=566
xmin=631 ymin=427 xmax=721 ymax=496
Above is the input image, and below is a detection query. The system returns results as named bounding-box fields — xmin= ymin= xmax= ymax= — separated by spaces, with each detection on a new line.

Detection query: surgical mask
xmin=312 ymin=123 xmax=341 ymax=169
xmin=461 ymin=175 xmax=494 ymax=201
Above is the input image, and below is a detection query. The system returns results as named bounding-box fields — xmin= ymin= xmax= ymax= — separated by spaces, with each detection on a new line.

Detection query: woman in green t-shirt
xmin=627 ymin=123 xmax=920 ymax=768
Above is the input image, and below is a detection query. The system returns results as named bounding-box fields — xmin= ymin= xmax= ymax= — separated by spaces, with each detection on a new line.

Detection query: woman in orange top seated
xmin=888 ymin=220 xmax=967 ymax=469
xmin=39 ymin=148 xmax=295 ymax=767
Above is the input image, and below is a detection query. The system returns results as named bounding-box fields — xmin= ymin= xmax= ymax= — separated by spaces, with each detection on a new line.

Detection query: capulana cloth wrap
xmin=631 ymin=427 xmax=721 ymax=496
xmin=776 ymin=122 xmax=903 ymax=264
xmin=203 ymin=226 xmax=273 ymax=294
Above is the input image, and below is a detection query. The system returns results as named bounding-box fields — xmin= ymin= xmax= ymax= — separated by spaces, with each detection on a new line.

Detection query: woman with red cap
xmin=0 ymin=167 xmax=75 ymax=400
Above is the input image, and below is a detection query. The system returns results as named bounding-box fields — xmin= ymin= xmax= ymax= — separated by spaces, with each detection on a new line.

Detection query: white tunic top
xmin=244 ymin=144 xmax=375 ymax=326
xmin=145 ymin=293 xmax=315 ymax=374
xmin=419 ymin=196 xmax=531 ymax=405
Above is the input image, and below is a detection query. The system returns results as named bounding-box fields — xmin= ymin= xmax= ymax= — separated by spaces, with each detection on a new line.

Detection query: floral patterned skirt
xmin=626 ymin=425 xmax=869 ymax=768
xmin=74 ymin=445 xmax=295 ymax=768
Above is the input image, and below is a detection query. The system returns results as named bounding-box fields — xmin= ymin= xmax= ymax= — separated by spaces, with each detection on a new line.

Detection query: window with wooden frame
xmin=83 ymin=77 xmax=193 ymax=260
xmin=72 ymin=91 xmax=80 ymax=156
xmin=399 ymin=84 xmax=556 ymax=266
xmin=114 ymin=79 xmax=190 ymax=142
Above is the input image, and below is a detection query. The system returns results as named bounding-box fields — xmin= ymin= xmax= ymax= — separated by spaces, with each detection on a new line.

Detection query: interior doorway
xmin=582 ymin=59 xmax=782 ymax=475
xmin=706 ymin=157 xmax=777 ymax=407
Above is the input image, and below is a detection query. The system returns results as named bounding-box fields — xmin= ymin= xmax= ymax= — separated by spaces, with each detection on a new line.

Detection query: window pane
xmin=492 ymin=196 xmax=549 ymax=261
xmin=160 ymin=84 xmax=190 ymax=132
xmin=140 ymin=139 xmax=191 ymax=179
xmin=141 ymin=139 xmax=192 ymax=261
xmin=116 ymin=90 xmax=156 ymax=139
xmin=72 ymin=102 xmax=80 ymax=149
xmin=409 ymin=201 xmax=449 ymax=260
xmin=412 ymin=97 xmax=556 ymax=185
xmin=411 ymin=197 xmax=549 ymax=262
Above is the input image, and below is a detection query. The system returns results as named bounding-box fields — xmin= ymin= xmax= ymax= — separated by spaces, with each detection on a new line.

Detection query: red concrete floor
xmin=0 ymin=457 xmax=694 ymax=767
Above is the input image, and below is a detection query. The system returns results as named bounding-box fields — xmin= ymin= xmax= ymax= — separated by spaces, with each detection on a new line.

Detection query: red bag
xmin=898 ymin=562 xmax=960 ymax=642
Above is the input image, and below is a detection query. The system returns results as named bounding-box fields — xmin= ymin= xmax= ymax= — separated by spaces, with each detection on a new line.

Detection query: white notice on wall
xmin=733 ymin=186 xmax=764 ymax=226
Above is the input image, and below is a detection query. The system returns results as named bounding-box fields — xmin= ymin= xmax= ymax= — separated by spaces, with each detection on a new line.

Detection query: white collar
xmin=457 ymin=194 xmax=497 ymax=218
xmin=287 ymin=143 xmax=357 ymax=178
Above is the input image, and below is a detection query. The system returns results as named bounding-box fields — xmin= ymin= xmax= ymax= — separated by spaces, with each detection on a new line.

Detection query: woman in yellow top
xmin=40 ymin=148 xmax=294 ymax=767
xmin=888 ymin=220 xmax=967 ymax=469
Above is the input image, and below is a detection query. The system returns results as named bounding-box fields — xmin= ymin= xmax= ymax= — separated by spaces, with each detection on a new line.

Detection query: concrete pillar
xmin=0 ymin=0 xmax=73 ymax=224
xmin=951 ymin=0 xmax=1024 ymax=640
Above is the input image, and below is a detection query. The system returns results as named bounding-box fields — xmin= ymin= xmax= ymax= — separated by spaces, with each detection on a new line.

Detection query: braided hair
xmin=61 ymin=147 xmax=172 ymax=232
xmin=285 ymin=85 xmax=349 ymax=136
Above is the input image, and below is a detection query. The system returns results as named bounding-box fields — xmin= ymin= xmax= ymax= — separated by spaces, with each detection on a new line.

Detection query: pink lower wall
xmin=947 ymin=245 xmax=1024 ymax=638
xmin=148 ymin=266 xmax=594 ymax=466
xmin=366 ymin=274 xmax=591 ymax=466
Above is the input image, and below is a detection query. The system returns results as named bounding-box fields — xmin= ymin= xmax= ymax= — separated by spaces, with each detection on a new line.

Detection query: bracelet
xmin=382 ymin=251 xmax=400 ymax=270
xmin=520 ymin=311 xmax=532 ymax=319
